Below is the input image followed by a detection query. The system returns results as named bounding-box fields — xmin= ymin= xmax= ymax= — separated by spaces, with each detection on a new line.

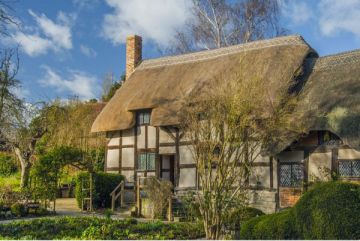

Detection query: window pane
xmin=137 ymin=113 xmax=143 ymax=125
xmin=143 ymin=112 xmax=150 ymax=124
xmin=280 ymin=164 xmax=303 ymax=187
xmin=147 ymin=153 xmax=155 ymax=170
xmin=138 ymin=154 xmax=147 ymax=170
xmin=339 ymin=161 xmax=352 ymax=177
xmin=280 ymin=165 xmax=291 ymax=187
xmin=291 ymin=164 xmax=303 ymax=187
xmin=352 ymin=161 xmax=360 ymax=177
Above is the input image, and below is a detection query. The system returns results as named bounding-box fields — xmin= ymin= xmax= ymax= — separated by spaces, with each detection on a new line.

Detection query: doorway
xmin=160 ymin=154 xmax=175 ymax=185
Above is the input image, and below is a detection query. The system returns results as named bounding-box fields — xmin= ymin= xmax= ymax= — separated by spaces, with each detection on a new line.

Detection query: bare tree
xmin=168 ymin=0 xmax=285 ymax=54
xmin=180 ymin=67 xmax=303 ymax=239
xmin=0 ymin=0 xmax=19 ymax=36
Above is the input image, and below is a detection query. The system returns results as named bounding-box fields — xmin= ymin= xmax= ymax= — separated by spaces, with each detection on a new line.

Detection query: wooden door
xmin=160 ymin=155 xmax=175 ymax=185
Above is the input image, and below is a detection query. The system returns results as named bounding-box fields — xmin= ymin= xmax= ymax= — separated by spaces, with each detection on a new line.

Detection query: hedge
xmin=224 ymin=207 xmax=264 ymax=230
xmin=240 ymin=181 xmax=360 ymax=240
xmin=240 ymin=209 xmax=298 ymax=239
xmin=0 ymin=153 xmax=17 ymax=177
xmin=75 ymin=172 xmax=124 ymax=209
xmin=0 ymin=217 xmax=205 ymax=239
xmin=292 ymin=181 xmax=360 ymax=239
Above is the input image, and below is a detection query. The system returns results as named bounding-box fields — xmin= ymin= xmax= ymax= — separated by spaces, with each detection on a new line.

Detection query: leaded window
xmin=339 ymin=160 xmax=360 ymax=178
xmin=138 ymin=153 xmax=156 ymax=171
xmin=137 ymin=110 xmax=151 ymax=125
xmin=280 ymin=163 xmax=303 ymax=187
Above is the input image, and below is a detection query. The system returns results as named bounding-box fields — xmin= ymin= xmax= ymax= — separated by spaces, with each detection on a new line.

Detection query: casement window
xmin=136 ymin=110 xmax=151 ymax=126
xmin=339 ymin=160 xmax=360 ymax=178
xmin=138 ymin=153 xmax=156 ymax=171
xmin=280 ymin=163 xmax=303 ymax=187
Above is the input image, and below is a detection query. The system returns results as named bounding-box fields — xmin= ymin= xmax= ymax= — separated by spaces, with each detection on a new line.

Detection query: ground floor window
xmin=280 ymin=163 xmax=303 ymax=187
xmin=138 ymin=152 xmax=156 ymax=171
xmin=339 ymin=160 xmax=360 ymax=178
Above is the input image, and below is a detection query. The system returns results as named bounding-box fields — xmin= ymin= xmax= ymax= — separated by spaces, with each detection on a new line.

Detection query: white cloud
xmin=280 ymin=1 xmax=313 ymax=25
xmin=11 ymin=10 xmax=74 ymax=56
xmin=39 ymin=66 xmax=99 ymax=100
xmin=80 ymin=44 xmax=97 ymax=57
xmin=102 ymin=0 xmax=192 ymax=46
xmin=318 ymin=0 xmax=360 ymax=38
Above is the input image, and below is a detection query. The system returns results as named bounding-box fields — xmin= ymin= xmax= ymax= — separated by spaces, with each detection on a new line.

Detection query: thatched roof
xmin=92 ymin=35 xmax=315 ymax=133
xmin=292 ymin=49 xmax=360 ymax=150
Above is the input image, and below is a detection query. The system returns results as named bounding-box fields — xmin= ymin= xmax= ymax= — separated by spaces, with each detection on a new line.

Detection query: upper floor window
xmin=138 ymin=152 xmax=156 ymax=171
xmin=318 ymin=131 xmax=340 ymax=145
xmin=137 ymin=110 xmax=151 ymax=126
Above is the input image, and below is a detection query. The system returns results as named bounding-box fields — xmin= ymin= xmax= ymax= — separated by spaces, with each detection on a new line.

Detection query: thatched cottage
xmin=92 ymin=35 xmax=360 ymax=213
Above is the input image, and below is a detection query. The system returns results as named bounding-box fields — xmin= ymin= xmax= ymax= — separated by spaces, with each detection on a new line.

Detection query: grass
xmin=0 ymin=216 xmax=205 ymax=240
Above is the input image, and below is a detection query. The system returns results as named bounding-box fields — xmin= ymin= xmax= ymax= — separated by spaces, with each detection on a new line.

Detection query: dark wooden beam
xmin=119 ymin=130 xmax=122 ymax=174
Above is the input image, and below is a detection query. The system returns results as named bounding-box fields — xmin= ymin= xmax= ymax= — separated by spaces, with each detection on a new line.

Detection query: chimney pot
xmin=126 ymin=35 xmax=142 ymax=80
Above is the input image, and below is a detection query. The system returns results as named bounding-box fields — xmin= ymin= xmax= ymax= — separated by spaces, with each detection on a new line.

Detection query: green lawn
xmin=0 ymin=172 xmax=21 ymax=191
xmin=0 ymin=217 xmax=205 ymax=240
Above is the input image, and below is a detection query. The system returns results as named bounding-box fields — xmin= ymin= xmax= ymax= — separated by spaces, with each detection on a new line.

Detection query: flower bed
xmin=0 ymin=217 xmax=205 ymax=240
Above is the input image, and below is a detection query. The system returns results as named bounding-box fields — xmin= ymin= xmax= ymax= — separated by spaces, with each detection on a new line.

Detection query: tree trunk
xmin=14 ymin=147 xmax=31 ymax=188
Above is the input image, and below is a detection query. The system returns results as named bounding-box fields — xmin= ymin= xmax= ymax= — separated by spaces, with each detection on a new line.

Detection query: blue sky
xmin=2 ymin=0 xmax=360 ymax=103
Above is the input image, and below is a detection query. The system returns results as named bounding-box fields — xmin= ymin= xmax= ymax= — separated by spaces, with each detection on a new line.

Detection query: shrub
xmin=224 ymin=207 xmax=264 ymax=230
xmin=240 ymin=209 xmax=298 ymax=239
xmin=292 ymin=181 xmax=360 ymax=240
xmin=10 ymin=203 xmax=26 ymax=217
xmin=0 ymin=217 xmax=205 ymax=239
xmin=75 ymin=172 xmax=124 ymax=209
xmin=178 ymin=191 xmax=202 ymax=221
xmin=0 ymin=153 xmax=18 ymax=177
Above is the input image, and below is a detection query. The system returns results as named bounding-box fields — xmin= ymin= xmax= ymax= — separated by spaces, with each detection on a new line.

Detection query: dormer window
xmin=136 ymin=110 xmax=151 ymax=126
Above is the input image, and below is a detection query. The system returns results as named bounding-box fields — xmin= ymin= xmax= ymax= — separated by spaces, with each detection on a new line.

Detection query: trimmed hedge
xmin=240 ymin=181 xmax=360 ymax=240
xmin=240 ymin=209 xmax=298 ymax=239
xmin=292 ymin=181 xmax=360 ymax=239
xmin=75 ymin=172 xmax=124 ymax=209
xmin=0 ymin=217 xmax=205 ymax=239
xmin=224 ymin=207 xmax=264 ymax=230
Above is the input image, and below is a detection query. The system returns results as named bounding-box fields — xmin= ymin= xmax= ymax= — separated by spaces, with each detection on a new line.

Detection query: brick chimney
xmin=126 ymin=35 xmax=142 ymax=80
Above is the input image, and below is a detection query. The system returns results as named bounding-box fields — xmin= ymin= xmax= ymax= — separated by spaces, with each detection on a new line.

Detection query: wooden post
xmin=136 ymin=178 xmax=141 ymax=216
xmin=168 ymin=197 xmax=173 ymax=221
xmin=120 ymin=182 xmax=125 ymax=208
xmin=111 ymin=193 xmax=115 ymax=211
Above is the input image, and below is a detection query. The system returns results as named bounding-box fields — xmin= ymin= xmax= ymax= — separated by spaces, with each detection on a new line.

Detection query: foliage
xmin=75 ymin=172 xmax=124 ymax=209
xmin=101 ymin=72 xmax=124 ymax=102
xmin=240 ymin=209 xmax=298 ymax=239
xmin=240 ymin=181 xmax=360 ymax=240
xmin=10 ymin=203 xmax=26 ymax=217
xmin=0 ymin=217 xmax=205 ymax=240
xmin=292 ymin=181 xmax=360 ymax=240
xmin=143 ymin=177 xmax=173 ymax=219
xmin=104 ymin=209 xmax=113 ymax=219
xmin=224 ymin=207 xmax=264 ymax=231
xmin=0 ymin=153 xmax=17 ymax=177
xmin=178 ymin=191 xmax=202 ymax=221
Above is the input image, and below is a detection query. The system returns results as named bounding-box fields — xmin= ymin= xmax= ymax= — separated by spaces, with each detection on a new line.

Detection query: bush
xmin=178 ymin=191 xmax=202 ymax=221
xmin=0 ymin=217 xmax=205 ymax=239
xmin=0 ymin=153 xmax=18 ymax=177
xmin=240 ymin=181 xmax=360 ymax=240
xmin=240 ymin=209 xmax=298 ymax=239
xmin=224 ymin=207 xmax=264 ymax=230
xmin=292 ymin=181 xmax=360 ymax=240
xmin=75 ymin=172 xmax=124 ymax=209
xmin=10 ymin=203 xmax=26 ymax=217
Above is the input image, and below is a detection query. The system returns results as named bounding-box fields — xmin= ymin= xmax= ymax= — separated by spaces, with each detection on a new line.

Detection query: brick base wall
xmin=279 ymin=187 xmax=302 ymax=208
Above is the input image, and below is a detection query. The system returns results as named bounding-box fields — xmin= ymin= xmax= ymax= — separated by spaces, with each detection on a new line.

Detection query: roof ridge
xmin=314 ymin=49 xmax=360 ymax=70
xmin=137 ymin=35 xmax=309 ymax=70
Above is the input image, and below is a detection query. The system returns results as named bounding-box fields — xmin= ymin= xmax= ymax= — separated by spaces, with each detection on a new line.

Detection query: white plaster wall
xmin=122 ymin=148 xmax=134 ymax=167
xmin=137 ymin=126 xmax=145 ymax=149
xmin=249 ymin=166 xmax=270 ymax=188
xmin=122 ymin=129 xmax=134 ymax=145
xmin=179 ymin=168 xmax=196 ymax=188
xmin=308 ymin=152 xmax=332 ymax=181
xmin=179 ymin=145 xmax=195 ymax=164
xmin=159 ymin=146 xmax=175 ymax=154
xmin=147 ymin=171 xmax=156 ymax=177
xmin=278 ymin=151 xmax=304 ymax=163
xmin=338 ymin=148 xmax=360 ymax=159
xmin=159 ymin=128 xmax=174 ymax=143
xmin=272 ymin=160 xmax=278 ymax=188
xmin=148 ymin=126 xmax=156 ymax=148
xmin=107 ymin=149 xmax=119 ymax=168
xmin=108 ymin=137 xmax=120 ymax=146
xmin=122 ymin=170 xmax=135 ymax=182
xmin=107 ymin=171 xmax=118 ymax=174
